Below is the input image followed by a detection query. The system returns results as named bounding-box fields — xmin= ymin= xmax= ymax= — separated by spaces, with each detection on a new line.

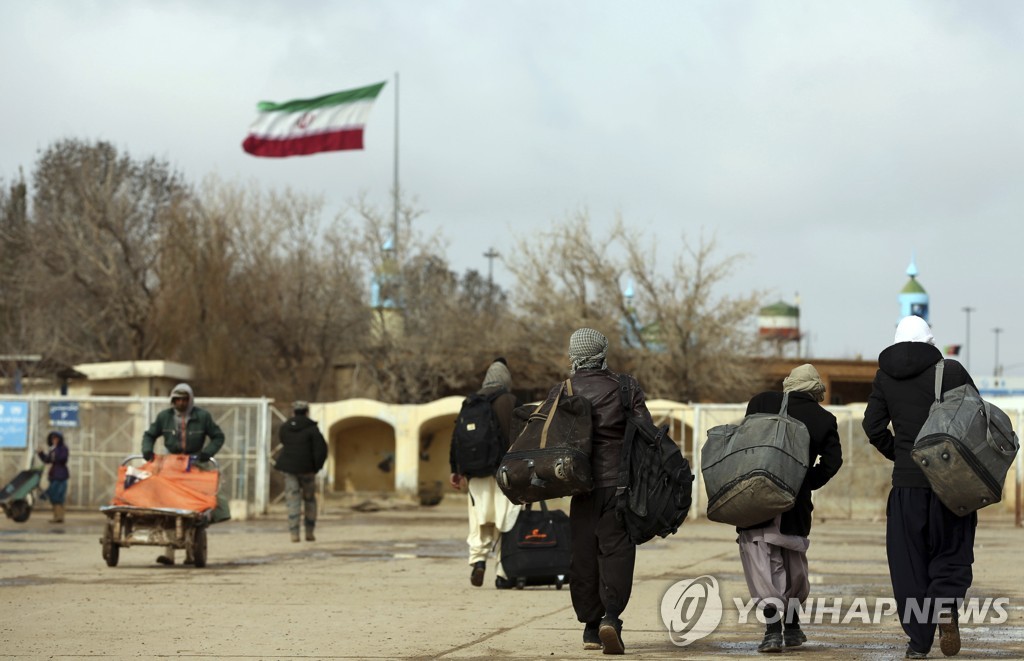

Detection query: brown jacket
xmin=543 ymin=368 xmax=652 ymax=488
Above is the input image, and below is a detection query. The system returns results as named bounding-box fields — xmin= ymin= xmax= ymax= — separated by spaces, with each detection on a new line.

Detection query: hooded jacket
xmin=141 ymin=384 xmax=226 ymax=457
xmin=38 ymin=431 xmax=70 ymax=481
xmin=862 ymin=342 xmax=974 ymax=488
xmin=276 ymin=414 xmax=328 ymax=474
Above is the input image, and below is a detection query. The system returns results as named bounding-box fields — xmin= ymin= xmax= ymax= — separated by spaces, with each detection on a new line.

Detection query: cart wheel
xmin=516 ymin=577 xmax=526 ymax=590
xmin=9 ymin=500 xmax=31 ymax=523
xmin=555 ymin=577 xmax=564 ymax=590
xmin=102 ymin=524 xmax=119 ymax=567
xmin=191 ymin=526 xmax=207 ymax=568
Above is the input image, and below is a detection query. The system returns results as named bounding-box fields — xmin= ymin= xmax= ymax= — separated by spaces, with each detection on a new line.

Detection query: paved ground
xmin=1 ymin=499 xmax=1022 ymax=660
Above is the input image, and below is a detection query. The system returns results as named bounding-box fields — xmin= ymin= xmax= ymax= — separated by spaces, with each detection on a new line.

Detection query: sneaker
xmin=470 ymin=561 xmax=485 ymax=587
xmin=583 ymin=621 xmax=601 ymax=650
xmin=938 ymin=611 xmax=960 ymax=657
xmin=905 ymin=643 xmax=928 ymax=659
xmin=758 ymin=631 xmax=783 ymax=653
xmin=598 ymin=616 xmax=624 ymax=655
xmin=783 ymin=626 xmax=806 ymax=647
xmin=495 ymin=576 xmax=514 ymax=590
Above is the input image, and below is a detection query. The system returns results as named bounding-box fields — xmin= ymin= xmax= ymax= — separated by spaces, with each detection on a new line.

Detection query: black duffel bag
xmin=496 ymin=379 xmax=593 ymax=504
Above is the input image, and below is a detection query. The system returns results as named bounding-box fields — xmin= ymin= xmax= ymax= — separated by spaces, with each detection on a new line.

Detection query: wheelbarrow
xmin=0 ymin=467 xmax=43 ymax=523
xmin=99 ymin=455 xmax=219 ymax=568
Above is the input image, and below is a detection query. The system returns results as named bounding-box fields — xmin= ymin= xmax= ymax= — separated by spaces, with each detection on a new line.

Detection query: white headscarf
xmin=894 ymin=315 xmax=935 ymax=345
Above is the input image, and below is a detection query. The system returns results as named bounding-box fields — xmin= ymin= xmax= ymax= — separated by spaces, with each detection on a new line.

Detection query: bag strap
xmin=539 ymin=380 xmax=570 ymax=450
xmin=617 ymin=373 xmax=632 ymax=413
xmin=933 ymin=360 xmax=945 ymax=403
xmin=779 ymin=391 xmax=791 ymax=416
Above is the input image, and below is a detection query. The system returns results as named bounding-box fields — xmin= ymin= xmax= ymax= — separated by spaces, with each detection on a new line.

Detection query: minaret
xmin=898 ymin=254 xmax=929 ymax=322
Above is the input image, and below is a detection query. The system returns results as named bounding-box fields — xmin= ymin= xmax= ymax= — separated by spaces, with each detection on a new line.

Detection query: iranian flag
xmin=242 ymin=81 xmax=386 ymax=158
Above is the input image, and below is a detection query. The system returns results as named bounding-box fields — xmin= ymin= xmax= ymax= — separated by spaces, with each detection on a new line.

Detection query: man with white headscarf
xmin=539 ymin=328 xmax=650 ymax=654
xmin=449 ymin=359 xmax=521 ymax=588
xmin=737 ymin=363 xmax=843 ymax=652
xmin=863 ymin=315 xmax=977 ymax=659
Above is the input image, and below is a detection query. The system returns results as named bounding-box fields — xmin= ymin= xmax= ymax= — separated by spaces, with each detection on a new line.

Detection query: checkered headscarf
xmin=568 ymin=328 xmax=609 ymax=374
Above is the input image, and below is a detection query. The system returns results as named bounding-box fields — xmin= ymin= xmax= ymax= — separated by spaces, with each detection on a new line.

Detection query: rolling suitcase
xmin=500 ymin=501 xmax=571 ymax=589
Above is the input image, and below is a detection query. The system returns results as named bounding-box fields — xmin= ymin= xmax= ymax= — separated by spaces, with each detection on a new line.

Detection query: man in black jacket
xmin=276 ymin=401 xmax=328 ymax=543
xmin=738 ymin=363 xmax=843 ymax=653
xmin=863 ymin=315 xmax=976 ymax=659
xmin=546 ymin=328 xmax=650 ymax=655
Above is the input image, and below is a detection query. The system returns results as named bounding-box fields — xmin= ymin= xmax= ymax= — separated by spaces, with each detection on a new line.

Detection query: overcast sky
xmin=2 ymin=1 xmax=1022 ymax=381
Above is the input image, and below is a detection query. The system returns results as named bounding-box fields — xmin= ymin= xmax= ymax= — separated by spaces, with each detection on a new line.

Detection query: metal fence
xmin=0 ymin=396 xmax=273 ymax=513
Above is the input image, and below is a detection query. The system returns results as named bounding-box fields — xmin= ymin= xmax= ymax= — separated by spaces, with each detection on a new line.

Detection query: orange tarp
xmin=111 ymin=454 xmax=218 ymax=512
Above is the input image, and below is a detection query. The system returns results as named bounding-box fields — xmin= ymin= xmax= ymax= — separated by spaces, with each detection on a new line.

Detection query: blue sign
xmin=49 ymin=401 xmax=79 ymax=428
xmin=0 ymin=400 xmax=29 ymax=448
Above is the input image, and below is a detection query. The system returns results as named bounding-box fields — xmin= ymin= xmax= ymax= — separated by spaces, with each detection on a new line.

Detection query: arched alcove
xmin=417 ymin=411 xmax=459 ymax=505
xmin=329 ymin=416 xmax=396 ymax=493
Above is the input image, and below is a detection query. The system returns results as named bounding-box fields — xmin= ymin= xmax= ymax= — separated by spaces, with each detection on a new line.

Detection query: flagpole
xmin=393 ymin=71 xmax=400 ymax=262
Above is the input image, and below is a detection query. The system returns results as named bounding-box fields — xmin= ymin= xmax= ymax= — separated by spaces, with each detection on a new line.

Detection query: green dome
xmin=759 ymin=301 xmax=799 ymax=317
xmin=901 ymin=277 xmax=927 ymax=295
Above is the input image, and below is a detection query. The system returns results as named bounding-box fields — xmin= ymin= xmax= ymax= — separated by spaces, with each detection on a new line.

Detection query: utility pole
xmin=483 ymin=247 xmax=500 ymax=288
xmin=962 ymin=306 xmax=974 ymax=371
xmin=993 ymin=327 xmax=1003 ymax=379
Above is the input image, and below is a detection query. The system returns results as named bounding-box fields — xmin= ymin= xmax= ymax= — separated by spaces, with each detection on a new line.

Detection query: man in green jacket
xmin=141 ymin=383 xmax=229 ymax=564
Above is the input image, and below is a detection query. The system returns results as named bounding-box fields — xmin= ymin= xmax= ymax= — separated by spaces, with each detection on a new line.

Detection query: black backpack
xmin=614 ymin=375 xmax=694 ymax=545
xmin=452 ymin=390 xmax=506 ymax=477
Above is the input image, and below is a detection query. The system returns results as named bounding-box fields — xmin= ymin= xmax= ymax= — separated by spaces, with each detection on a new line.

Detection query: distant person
xmin=141 ymin=383 xmax=229 ymax=565
xmin=863 ymin=315 xmax=976 ymax=658
xmin=536 ymin=328 xmax=650 ymax=654
xmin=737 ymin=364 xmax=843 ymax=652
xmin=275 ymin=400 xmax=328 ymax=543
xmin=37 ymin=431 xmax=70 ymax=523
xmin=449 ymin=358 xmax=521 ymax=588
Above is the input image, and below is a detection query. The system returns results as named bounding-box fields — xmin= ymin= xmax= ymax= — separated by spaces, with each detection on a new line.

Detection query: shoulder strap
xmin=933 ymin=360 xmax=945 ymax=403
xmin=617 ymin=374 xmax=631 ymax=412
xmin=779 ymin=391 xmax=790 ymax=416
xmin=538 ymin=380 xmax=570 ymax=450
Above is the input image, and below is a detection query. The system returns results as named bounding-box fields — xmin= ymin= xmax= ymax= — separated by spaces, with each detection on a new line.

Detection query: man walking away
xmin=863 ymin=315 xmax=977 ymax=659
xmin=539 ymin=328 xmax=650 ymax=654
xmin=737 ymin=364 xmax=843 ymax=653
xmin=276 ymin=400 xmax=329 ymax=542
xmin=449 ymin=359 xmax=521 ymax=588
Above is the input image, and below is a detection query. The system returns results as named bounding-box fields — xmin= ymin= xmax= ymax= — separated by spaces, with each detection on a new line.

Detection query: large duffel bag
xmin=496 ymin=379 xmax=593 ymax=504
xmin=701 ymin=392 xmax=810 ymax=527
xmin=500 ymin=500 xmax=571 ymax=589
xmin=912 ymin=360 xmax=1019 ymax=516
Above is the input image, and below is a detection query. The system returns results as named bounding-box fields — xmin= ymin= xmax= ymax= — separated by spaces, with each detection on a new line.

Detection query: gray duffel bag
xmin=912 ymin=360 xmax=1019 ymax=516
xmin=702 ymin=392 xmax=810 ymax=527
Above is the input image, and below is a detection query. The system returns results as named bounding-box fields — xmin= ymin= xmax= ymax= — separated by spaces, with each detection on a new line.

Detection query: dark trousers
xmin=570 ymin=486 xmax=636 ymax=624
xmin=886 ymin=487 xmax=977 ymax=653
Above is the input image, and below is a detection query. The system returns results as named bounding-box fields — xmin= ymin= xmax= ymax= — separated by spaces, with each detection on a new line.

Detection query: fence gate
xmin=0 ymin=396 xmax=272 ymax=514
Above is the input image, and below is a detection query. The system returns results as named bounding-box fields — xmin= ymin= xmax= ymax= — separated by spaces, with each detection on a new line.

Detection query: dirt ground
xmin=1 ymin=499 xmax=1022 ymax=660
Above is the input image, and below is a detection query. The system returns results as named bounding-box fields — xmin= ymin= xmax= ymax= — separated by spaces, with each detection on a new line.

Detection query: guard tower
xmin=898 ymin=255 xmax=929 ymax=322
xmin=758 ymin=299 xmax=801 ymax=357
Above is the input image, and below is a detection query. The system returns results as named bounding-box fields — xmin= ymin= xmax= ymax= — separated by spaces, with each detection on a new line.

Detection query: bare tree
xmin=505 ymin=211 xmax=763 ymax=402
xmin=28 ymin=139 xmax=190 ymax=363
xmin=344 ymin=195 xmax=516 ymax=403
